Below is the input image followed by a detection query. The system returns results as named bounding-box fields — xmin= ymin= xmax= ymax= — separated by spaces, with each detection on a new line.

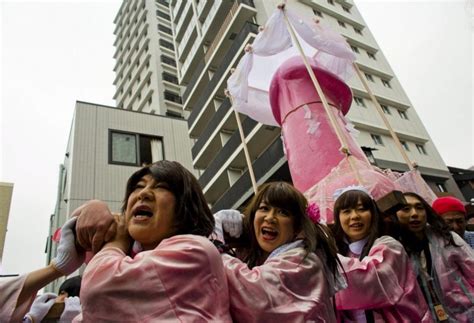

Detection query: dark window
xmin=313 ymin=9 xmax=323 ymax=17
xmin=365 ymin=73 xmax=374 ymax=82
xmin=342 ymin=6 xmax=351 ymax=13
xmin=156 ymin=10 xmax=170 ymax=20
xmin=162 ymin=72 xmax=178 ymax=84
xmin=327 ymin=0 xmax=334 ymax=5
xmin=398 ymin=110 xmax=409 ymax=120
xmin=109 ymin=130 xmax=164 ymax=166
xmin=159 ymin=39 xmax=175 ymax=50
xmin=157 ymin=0 xmax=169 ymax=7
xmin=380 ymin=104 xmax=391 ymax=114
xmin=158 ymin=24 xmax=172 ymax=35
xmin=354 ymin=27 xmax=362 ymax=35
xmin=161 ymin=55 xmax=176 ymax=67
xmin=166 ymin=110 xmax=183 ymax=118
xmin=400 ymin=140 xmax=410 ymax=151
xmin=416 ymin=144 xmax=427 ymax=155
xmin=164 ymin=90 xmax=182 ymax=103
xmin=382 ymin=79 xmax=392 ymax=88
xmin=350 ymin=45 xmax=359 ymax=53
xmin=371 ymin=134 xmax=384 ymax=146
xmin=338 ymin=20 xmax=346 ymax=28
xmin=354 ymin=96 xmax=365 ymax=107
xmin=436 ymin=183 xmax=447 ymax=192
xmin=367 ymin=52 xmax=376 ymax=60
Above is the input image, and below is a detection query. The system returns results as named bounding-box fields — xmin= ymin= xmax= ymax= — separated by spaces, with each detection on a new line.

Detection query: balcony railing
xmin=187 ymin=22 xmax=258 ymax=130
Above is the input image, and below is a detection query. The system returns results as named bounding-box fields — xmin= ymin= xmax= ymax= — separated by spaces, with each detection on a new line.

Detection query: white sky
xmin=0 ymin=0 xmax=472 ymax=274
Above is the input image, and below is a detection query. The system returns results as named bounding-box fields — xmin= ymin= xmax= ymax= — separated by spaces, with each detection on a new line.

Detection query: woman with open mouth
xmin=396 ymin=192 xmax=474 ymax=322
xmin=214 ymin=181 xmax=344 ymax=322
xmin=78 ymin=160 xmax=232 ymax=322
xmin=332 ymin=188 xmax=431 ymax=322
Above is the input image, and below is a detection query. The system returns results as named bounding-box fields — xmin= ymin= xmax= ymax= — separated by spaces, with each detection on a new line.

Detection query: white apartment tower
xmin=113 ymin=0 xmax=184 ymax=117
xmin=164 ymin=0 xmax=462 ymax=211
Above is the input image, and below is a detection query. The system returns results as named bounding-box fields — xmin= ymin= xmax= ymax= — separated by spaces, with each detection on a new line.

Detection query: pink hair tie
xmin=306 ymin=202 xmax=321 ymax=224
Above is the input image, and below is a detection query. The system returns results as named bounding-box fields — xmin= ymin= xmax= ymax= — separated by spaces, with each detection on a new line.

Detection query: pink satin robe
xmin=419 ymin=230 xmax=474 ymax=322
xmin=336 ymin=236 xmax=433 ymax=322
xmin=0 ymin=275 xmax=36 ymax=322
xmin=222 ymin=247 xmax=337 ymax=322
xmin=80 ymin=235 xmax=232 ymax=322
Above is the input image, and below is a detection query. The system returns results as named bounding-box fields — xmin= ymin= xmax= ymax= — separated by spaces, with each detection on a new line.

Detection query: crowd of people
xmin=1 ymin=160 xmax=473 ymax=322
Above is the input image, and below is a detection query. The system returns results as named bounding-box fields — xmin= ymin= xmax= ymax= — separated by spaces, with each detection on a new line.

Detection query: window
xmin=109 ymin=131 xmax=164 ymax=166
xmin=161 ymin=55 xmax=176 ymax=67
xmin=164 ymin=90 xmax=182 ymax=103
xmin=371 ymin=134 xmax=384 ymax=146
xmin=367 ymin=52 xmax=376 ymax=60
xmin=342 ymin=6 xmax=351 ymax=13
xmin=354 ymin=96 xmax=365 ymax=107
xmin=158 ymin=24 xmax=172 ymax=35
xmin=159 ymin=39 xmax=175 ymax=50
xmin=380 ymin=104 xmax=391 ymax=114
xmin=337 ymin=20 xmax=346 ymax=28
xmin=327 ymin=0 xmax=334 ymax=5
xmin=398 ymin=110 xmax=409 ymax=120
xmin=436 ymin=183 xmax=447 ymax=192
xmin=354 ymin=27 xmax=362 ymax=35
xmin=313 ymin=9 xmax=323 ymax=17
xmin=156 ymin=10 xmax=170 ymax=21
xmin=162 ymin=72 xmax=179 ymax=84
xmin=148 ymin=96 xmax=152 ymax=105
xmin=365 ymin=73 xmax=374 ymax=82
xmin=400 ymin=140 xmax=410 ymax=151
xmin=362 ymin=147 xmax=377 ymax=165
xmin=166 ymin=110 xmax=183 ymax=118
xmin=382 ymin=79 xmax=392 ymax=88
xmin=350 ymin=45 xmax=359 ymax=53
xmin=416 ymin=144 xmax=427 ymax=155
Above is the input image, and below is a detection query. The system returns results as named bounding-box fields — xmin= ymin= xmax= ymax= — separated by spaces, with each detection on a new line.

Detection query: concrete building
xmin=167 ymin=0 xmax=462 ymax=211
xmin=113 ymin=0 xmax=185 ymax=117
xmin=45 ymin=100 xmax=194 ymax=291
xmin=0 ymin=182 xmax=14 ymax=269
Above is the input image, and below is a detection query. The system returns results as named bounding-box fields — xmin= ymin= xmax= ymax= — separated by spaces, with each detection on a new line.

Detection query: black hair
xmin=333 ymin=190 xmax=383 ymax=258
xmin=122 ymin=160 xmax=214 ymax=237
xmin=58 ymin=275 xmax=82 ymax=297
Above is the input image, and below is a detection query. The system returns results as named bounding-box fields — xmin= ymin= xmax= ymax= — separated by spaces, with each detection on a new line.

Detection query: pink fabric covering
xmin=305 ymin=158 xmax=400 ymax=223
xmin=0 ymin=274 xmax=36 ymax=322
xmin=423 ymin=231 xmax=474 ymax=322
xmin=80 ymin=235 xmax=231 ymax=322
xmin=336 ymin=236 xmax=433 ymax=322
xmin=222 ymin=247 xmax=337 ymax=322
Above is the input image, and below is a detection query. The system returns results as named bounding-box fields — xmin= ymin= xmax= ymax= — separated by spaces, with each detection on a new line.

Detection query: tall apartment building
xmin=167 ymin=0 xmax=462 ymax=211
xmin=113 ymin=0 xmax=185 ymax=117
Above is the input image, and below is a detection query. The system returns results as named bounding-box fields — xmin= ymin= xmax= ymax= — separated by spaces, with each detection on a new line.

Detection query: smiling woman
xmin=218 ymin=182 xmax=343 ymax=322
xmin=332 ymin=188 xmax=432 ymax=322
xmin=79 ymin=160 xmax=232 ymax=322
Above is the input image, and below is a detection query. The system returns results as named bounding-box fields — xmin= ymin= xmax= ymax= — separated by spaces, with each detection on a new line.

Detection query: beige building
xmin=113 ymin=0 xmax=185 ymax=118
xmin=0 ymin=182 xmax=14 ymax=269
xmin=46 ymin=100 xmax=194 ymax=291
xmin=168 ymin=0 xmax=462 ymax=211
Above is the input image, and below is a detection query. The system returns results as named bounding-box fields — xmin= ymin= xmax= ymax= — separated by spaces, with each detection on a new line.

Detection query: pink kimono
xmin=0 ymin=275 xmax=36 ymax=322
xmin=336 ymin=236 xmax=433 ymax=322
xmin=80 ymin=234 xmax=232 ymax=322
xmin=222 ymin=245 xmax=338 ymax=322
xmin=415 ymin=230 xmax=474 ymax=322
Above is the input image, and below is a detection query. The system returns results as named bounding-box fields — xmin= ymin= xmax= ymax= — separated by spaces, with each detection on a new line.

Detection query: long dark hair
xmin=242 ymin=182 xmax=340 ymax=278
xmin=122 ymin=160 xmax=214 ymax=237
xmin=401 ymin=192 xmax=458 ymax=249
xmin=333 ymin=190 xmax=383 ymax=258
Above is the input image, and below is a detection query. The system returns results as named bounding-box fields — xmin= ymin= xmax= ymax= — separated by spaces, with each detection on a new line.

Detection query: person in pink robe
xmin=396 ymin=192 xmax=474 ymax=322
xmin=216 ymin=182 xmax=343 ymax=322
xmin=79 ymin=160 xmax=232 ymax=322
xmin=0 ymin=217 xmax=84 ymax=322
xmin=331 ymin=188 xmax=432 ymax=322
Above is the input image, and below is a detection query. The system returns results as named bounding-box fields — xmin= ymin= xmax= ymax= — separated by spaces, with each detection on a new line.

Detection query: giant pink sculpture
xmin=270 ymin=56 xmax=399 ymax=222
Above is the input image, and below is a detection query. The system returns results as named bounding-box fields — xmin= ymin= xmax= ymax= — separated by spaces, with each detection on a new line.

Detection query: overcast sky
xmin=0 ymin=0 xmax=472 ymax=274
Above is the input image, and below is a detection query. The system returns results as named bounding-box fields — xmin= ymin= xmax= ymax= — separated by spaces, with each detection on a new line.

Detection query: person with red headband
xmin=432 ymin=196 xmax=474 ymax=248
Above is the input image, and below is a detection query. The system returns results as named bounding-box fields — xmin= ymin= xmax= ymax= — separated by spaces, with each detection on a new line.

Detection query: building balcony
xmin=187 ymin=22 xmax=258 ymax=137
xmin=179 ymin=0 xmax=256 ymax=87
xmin=174 ymin=0 xmax=192 ymax=42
